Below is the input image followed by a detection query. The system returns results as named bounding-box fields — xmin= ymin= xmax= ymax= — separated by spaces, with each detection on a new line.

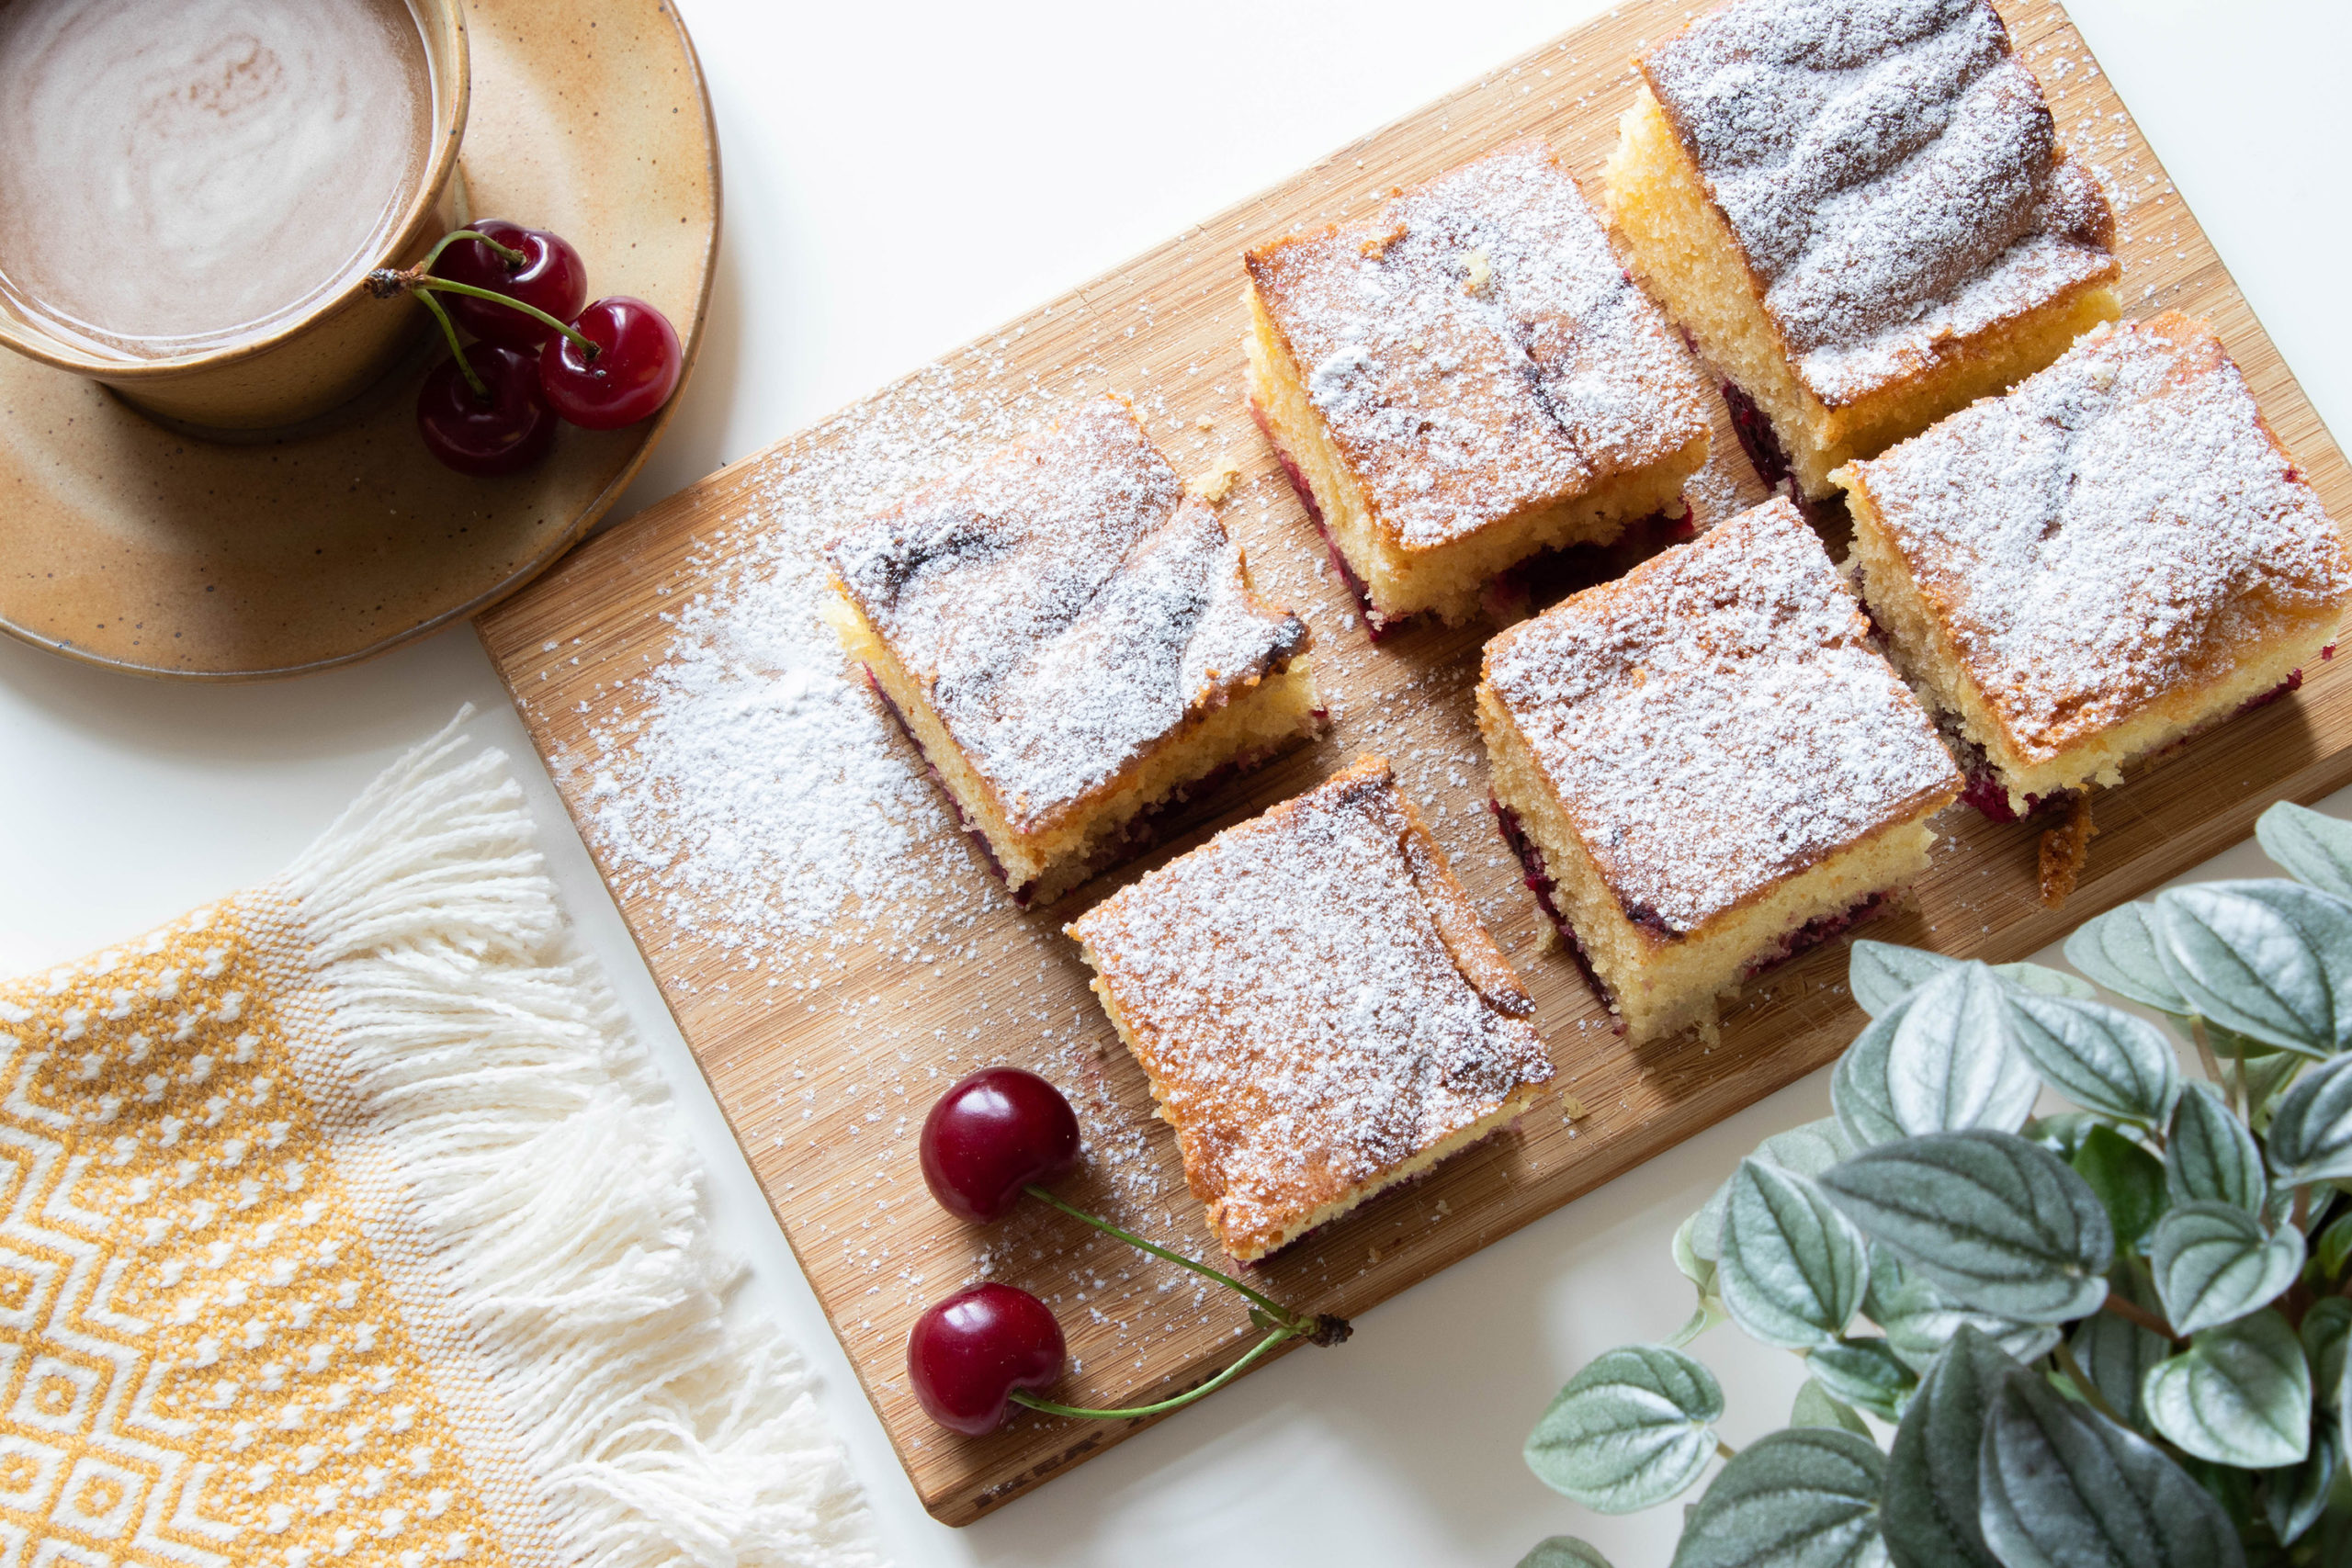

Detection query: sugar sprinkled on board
xmin=561 ymin=365 xmax=1036 ymax=946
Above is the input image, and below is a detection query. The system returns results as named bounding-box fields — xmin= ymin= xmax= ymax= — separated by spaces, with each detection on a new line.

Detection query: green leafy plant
xmin=1521 ymin=802 xmax=2352 ymax=1568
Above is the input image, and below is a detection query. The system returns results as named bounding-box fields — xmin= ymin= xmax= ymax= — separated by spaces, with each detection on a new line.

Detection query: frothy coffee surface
xmin=0 ymin=0 xmax=432 ymax=359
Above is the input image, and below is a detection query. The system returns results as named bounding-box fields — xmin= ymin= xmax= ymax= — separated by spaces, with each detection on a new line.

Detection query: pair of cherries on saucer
xmin=910 ymin=1067 xmax=1348 ymax=1437
xmin=371 ymin=220 xmax=683 ymax=475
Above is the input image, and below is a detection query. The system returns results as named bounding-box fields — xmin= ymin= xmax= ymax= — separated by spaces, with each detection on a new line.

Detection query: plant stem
xmin=1023 ymin=1184 xmax=1317 ymax=1332
xmin=419 ymin=227 xmax=526 ymax=273
xmin=2052 ymin=1339 xmax=2126 ymax=1427
xmin=2101 ymin=1293 xmax=2183 ymax=1345
xmin=413 ymin=291 xmax=484 ymax=399
xmin=1011 ymin=1324 xmax=1295 ymax=1420
xmin=2293 ymin=1185 xmax=2312 ymax=1232
xmin=406 ymin=276 xmax=597 ymax=356
xmin=2189 ymin=1018 xmax=2235 ymax=1119
xmin=1715 ymin=1439 xmax=1739 ymax=1463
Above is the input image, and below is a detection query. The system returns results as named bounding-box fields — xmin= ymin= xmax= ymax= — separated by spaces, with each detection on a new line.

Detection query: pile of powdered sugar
xmin=571 ymin=363 xmax=1045 ymax=952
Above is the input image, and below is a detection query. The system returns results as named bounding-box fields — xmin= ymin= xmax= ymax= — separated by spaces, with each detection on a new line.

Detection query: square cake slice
xmin=824 ymin=395 xmax=1323 ymax=908
xmin=1479 ymin=497 xmax=1962 ymax=1043
xmin=1065 ymin=755 xmax=1553 ymax=1263
xmin=1837 ymin=312 xmax=2352 ymax=824
xmin=1244 ymin=140 xmax=1713 ymax=631
xmin=1605 ymin=0 xmax=2120 ymax=499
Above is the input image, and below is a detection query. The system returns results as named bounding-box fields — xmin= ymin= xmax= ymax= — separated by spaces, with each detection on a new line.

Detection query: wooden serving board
xmin=476 ymin=0 xmax=2352 ymax=1525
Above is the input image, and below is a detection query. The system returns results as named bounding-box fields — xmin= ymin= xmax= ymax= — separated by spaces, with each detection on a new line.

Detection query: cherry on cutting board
xmin=539 ymin=296 xmax=684 ymax=430
xmin=906 ymin=1066 xmax=1351 ymax=1437
xmin=414 ymin=343 xmax=554 ymax=476
xmin=920 ymin=1066 xmax=1080 ymax=1223
xmin=908 ymin=1283 xmax=1066 ymax=1435
xmin=431 ymin=219 xmax=586 ymax=352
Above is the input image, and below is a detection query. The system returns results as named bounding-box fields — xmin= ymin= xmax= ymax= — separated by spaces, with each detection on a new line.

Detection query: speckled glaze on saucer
xmin=0 ymin=0 xmax=719 ymax=680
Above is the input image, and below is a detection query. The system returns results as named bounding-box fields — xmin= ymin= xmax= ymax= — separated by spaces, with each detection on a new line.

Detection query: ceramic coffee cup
xmin=0 ymin=0 xmax=470 ymax=432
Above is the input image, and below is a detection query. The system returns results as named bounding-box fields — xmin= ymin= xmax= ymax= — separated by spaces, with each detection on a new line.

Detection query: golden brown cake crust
xmin=1243 ymin=141 xmax=1710 ymax=554
xmin=1066 ymin=756 xmax=1553 ymax=1262
xmin=827 ymin=395 xmax=1310 ymax=836
xmin=1481 ymin=498 xmax=1962 ymax=936
xmin=1840 ymin=312 xmax=2352 ymax=765
xmin=1639 ymin=0 xmax=2117 ymax=409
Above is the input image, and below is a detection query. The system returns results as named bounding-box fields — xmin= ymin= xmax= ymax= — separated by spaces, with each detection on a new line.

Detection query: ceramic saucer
xmin=0 ymin=0 xmax=719 ymax=680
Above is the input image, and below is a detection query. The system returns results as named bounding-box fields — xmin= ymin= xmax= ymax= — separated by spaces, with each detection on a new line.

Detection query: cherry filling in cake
xmin=1719 ymin=379 xmax=1796 ymax=496
xmin=1489 ymin=799 xmax=1623 ymax=1032
xmin=1250 ymin=400 xmax=1387 ymax=639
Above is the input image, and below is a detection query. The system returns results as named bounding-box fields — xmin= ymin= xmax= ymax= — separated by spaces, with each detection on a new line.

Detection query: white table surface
xmin=6 ymin=1 xmax=2349 ymax=1562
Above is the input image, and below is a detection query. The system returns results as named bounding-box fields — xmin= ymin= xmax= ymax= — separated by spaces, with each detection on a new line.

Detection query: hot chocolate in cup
xmin=0 ymin=0 xmax=469 ymax=432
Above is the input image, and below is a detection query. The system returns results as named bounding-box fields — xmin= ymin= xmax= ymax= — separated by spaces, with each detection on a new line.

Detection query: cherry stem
xmin=1010 ymin=1323 xmax=1296 ymax=1421
xmin=406 ymin=276 xmax=598 ymax=357
xmin=1023 ymin=1184 xmax=1326 ymax=1335
xmin=419 ymin=227 xmax=527 ymax=273
xmin=413 ymin=290 xmax=486 ymax=400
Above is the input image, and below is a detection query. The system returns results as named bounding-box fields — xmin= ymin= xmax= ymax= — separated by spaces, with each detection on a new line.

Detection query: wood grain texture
xmin=476 ymin=0 xmax=2352 ymax=1524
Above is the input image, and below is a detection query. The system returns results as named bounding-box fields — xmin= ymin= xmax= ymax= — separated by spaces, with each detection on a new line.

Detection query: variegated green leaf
xmin=2141 ymin=1310 xmax=2311 ymax=1469
xmin=1819 ymin=1131 xmax=2113 ymax=1323
xmin=1717 ymin=1161 xmax=1870 ymax=1350
xmin=1526 ymin=1345 xmax=1723 ymax=1514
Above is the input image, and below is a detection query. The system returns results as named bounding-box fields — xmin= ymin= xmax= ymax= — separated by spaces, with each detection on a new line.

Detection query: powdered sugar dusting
xmin=1484 ymin=498 xmax=1961 ymax=933
xmin=558 ymin=365 xmax=1046 ymax=948
xmin=1069 ymin=758 xmax=1552 ymax=1259
xmin=829 ymin=396 xmax=1309 ymax=833
xmin=1247 ymin=141 xmax=1710 ymax=549
xmin=1644 ymin=0 xmax=2115 ymax=405
xmin=1848 ymin=313 xmax=2352 ymax=761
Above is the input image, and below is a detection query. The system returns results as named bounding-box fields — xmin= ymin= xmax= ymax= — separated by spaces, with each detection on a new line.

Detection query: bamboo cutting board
xmin=477 ymin=0 xmax=2352 ymax=1524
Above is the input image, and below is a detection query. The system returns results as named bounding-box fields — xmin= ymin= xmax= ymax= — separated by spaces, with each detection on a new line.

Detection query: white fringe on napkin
xmin=277 ymin=710 xmax=883 ymax=1568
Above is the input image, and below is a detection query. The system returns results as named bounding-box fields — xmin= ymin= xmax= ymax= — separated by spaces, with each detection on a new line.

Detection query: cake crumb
xmin=2038 ymin=796 xmax=2097 ymax=908
xmin=1192 ymin=461 xmax=1241 ymax=506
xmin=1359 ymin=219 xmax=1408 ymax=261
xmin=1462 ymin=247 xmax=1492 ymax=297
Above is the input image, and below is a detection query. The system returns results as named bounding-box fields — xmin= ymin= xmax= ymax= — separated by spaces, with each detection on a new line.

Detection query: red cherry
xmin=908 ymin=1283 xmax=1066 ymax=1435
xmin=538 ymin=296 xmax=682 ymax=430
xmin=431 ymin=220 xmax=587 ymax=352
xmin=921 ymin=1068 xmax=1080 ymax=1224
xmin=415 ymin=344 xmax=555 ymax=476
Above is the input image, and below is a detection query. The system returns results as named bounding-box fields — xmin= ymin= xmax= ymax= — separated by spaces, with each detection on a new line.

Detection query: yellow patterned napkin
xmin=0 ymin=719 xmax=878 ymax=1568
